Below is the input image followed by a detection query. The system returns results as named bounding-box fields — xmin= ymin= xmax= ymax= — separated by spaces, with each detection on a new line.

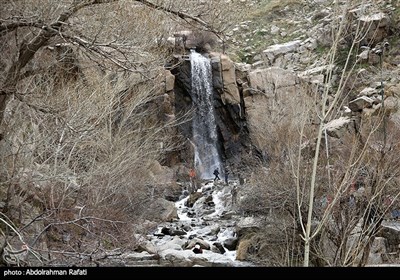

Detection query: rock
xmin=161 ymin=227 xmax=186 ymax=236
xmin=323 ymin=116 xmax=351 ymax=138
xmin=185 ymin=192 xmax=203 ymax=207
xmin=158 ymin=236 xmax=186 ymax=252
xmin=359 ymin=87 xmax=378 ymax=97
xmin=145 ymin=198 xmax=178 ymax=222
xmin=262 ymin=40 xmax=302 ymax=66
xmin=159 ymin=249 xmax=195 ymax=267
xmin=170 ymin=229 xmax=187 ymax=236
xmin=212 ymin=242 xmax=226 ymax=254
xmin=349 ymin=96 xmax=374 ymax=112
xmin=223 ymin=237 xmax=239 ymax=251
xmin=122 ymin=251 xmax=158 ymax=261
xmin=358 ymin=12 xmax=390 ymax=45
xmin=383 ymin=96 xmax=399 ymax=114
xmin=186 ymin=238 xmax=211 ymax=250
xmin=367 ymin=237 xmax=387 ymax=265
xmin=135 ymin=236 xmax=159 ymax=255
xmin=210 ymin=52 xmax=241 ymax=105
xmin=165 ymin=70 xmax=175 ymax=92
xmin=378 ymin=221 xmax=400 ymax=253
xmin=236 ymin=217 xmax=262 ymax=237
xmin=220 ymin=211 xmax=234 ymax=220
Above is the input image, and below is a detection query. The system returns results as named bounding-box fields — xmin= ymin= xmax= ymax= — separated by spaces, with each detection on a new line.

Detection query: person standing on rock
xmin=189 ymin=168 xmax=196 ymax=193
xmin=213 ymin=168 xmax=220 ymax=182
xmin=224 ymin=168 xmax=229 ymax=185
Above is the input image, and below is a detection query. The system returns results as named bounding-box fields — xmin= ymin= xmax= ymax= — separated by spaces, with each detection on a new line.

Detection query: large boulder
xmin=145 ymin=160 xmax=181 ymax=201
xmin=323 ymin=116 xmax=351 ymax=138
xmin=210 ymin=52 xmax=241 ymax=105
xmin=185 ymin=192 xmax=203 ymax=208
xmin=378 ymin=221 xmax=400 ymax=254
xmin=262 ymin=40 xmax=302 ymax=67
xmin=236 ymin=216 xmax=263 ymax=237
xmin=144 ymin=198 xmax=178 ymax=222
xmin=351 ymin=10 xmax=390 ymax=46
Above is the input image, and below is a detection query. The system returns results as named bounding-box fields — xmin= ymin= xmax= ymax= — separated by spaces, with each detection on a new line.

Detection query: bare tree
xmin=236 ymin=0 xmax=400 ymax=267
xmin=0 ymin=0 xmax=247 ymax=266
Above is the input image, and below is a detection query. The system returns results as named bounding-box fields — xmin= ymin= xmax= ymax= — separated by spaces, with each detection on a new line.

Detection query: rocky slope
xmin=162 ymin=0 xmax=400 ymax=174
xmin=89 ymin=179 xmax=256 ymax=267
xmin=2 ymin=0 xmax=400 ymax=267
xmin=155 ymin=0 xmax=400 ymax=266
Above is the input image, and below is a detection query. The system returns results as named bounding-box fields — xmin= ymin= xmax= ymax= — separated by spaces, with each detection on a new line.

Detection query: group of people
xmin=189 ymin=166 xmax=239 ymax=216
xmin=189 ymin=167 xmax=230 ymax=184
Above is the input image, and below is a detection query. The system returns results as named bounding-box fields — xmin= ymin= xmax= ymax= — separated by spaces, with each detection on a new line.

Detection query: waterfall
xmin=190 ymin=50 xmax=223 ymax=179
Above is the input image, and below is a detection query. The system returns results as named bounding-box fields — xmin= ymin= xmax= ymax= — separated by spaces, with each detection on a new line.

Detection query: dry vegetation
xmin=235 ymin=0 xmax=400 ymax=266
xmin=0 ymin=0 xmax=247 ymax=266
xmin=239 ymin=93 xmax=400 ymax=266
xmin=1 ymin=0 xmax=398 ymax=267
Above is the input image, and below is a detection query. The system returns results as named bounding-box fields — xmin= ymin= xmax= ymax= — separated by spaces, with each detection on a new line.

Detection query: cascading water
xmin=190 ymin=49 xmax=224 ymax=179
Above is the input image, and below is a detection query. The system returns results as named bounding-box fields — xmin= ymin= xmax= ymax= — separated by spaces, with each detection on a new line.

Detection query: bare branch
xmin=0 ymin=20 xmax=44 ymax=36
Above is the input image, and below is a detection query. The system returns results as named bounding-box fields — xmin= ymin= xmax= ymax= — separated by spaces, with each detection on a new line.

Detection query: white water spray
xmin=190 ymin=50 xmax=223 ymax=179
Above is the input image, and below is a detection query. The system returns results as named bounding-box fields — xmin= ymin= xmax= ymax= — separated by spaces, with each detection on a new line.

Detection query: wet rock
xmin=180 ymin=224 xmax=192 ymax=232
xmin=186 ymin=238 xmax=210 ymax=250
xmin=220 ymin=211 xmax=234 ymax=219
xmin=161 ymin=227 xmax=171 ymax=235
xmin=212 ymin=242 xmax=226 ymax=254
xmin=187 ymin=210 xmax=196 ymax=218
xmin=206 ymin=201 xmax=215 ymax=207
xmin=185 ymin=192 xmax=203 ymax=207
xmin=223 ymin=237 xmax=239 ymax=251
xmin=170 ymin=229 xmax=187 ymax=236
xmin=161 ymin=227 xmax=187 ymax=236
xmin=143 ymin=180 xmax=254 ymax=267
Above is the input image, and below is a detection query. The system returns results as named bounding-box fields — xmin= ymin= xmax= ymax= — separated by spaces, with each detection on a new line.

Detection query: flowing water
xmin=117 ymin=51 xmax=254 ymax=267
xmin=190 ymin=50 xmax=224 ymax=179
xmin=146 ymin=180 xmax=253 ymax=267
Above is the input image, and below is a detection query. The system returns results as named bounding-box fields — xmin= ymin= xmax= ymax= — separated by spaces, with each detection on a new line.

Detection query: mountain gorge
xmin=1 ymin=0 xmax=400 ymax=267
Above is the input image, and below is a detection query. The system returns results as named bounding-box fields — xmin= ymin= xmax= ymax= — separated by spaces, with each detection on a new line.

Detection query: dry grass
xmin=250 ymin=0 xmax=303 ymax=18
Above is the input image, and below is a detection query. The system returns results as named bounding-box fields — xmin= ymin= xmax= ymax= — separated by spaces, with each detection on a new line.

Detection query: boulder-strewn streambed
xmin=93 ymin=180 xmax=255 ymax=267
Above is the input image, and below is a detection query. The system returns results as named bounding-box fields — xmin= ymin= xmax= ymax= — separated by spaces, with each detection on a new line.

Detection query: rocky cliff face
xmin=168 ymin=50 xmax=255 ymax=176
xmin=152 ymin=1 xmax=400 ymax=266
xmin=159 ymin=0 xmax=400 ymax=180
xmin=2 ymin=0 xmax=398 ymax=267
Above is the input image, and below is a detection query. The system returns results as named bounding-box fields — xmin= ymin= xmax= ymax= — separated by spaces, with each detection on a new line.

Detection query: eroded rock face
xmin=144 ymin=198 xmax=178 ymax=222
xmin=170 ymin=47 xmax=322 ymax=173
xmin=244 ymin=67 xmax=312 ymax=154
xmin=166 ymin=0 xmax=400 ymax=175
xmin=171 ymin=52 xmax=252 ymax=173
xmin=210 ymin=52 xmax=241 ymax=105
